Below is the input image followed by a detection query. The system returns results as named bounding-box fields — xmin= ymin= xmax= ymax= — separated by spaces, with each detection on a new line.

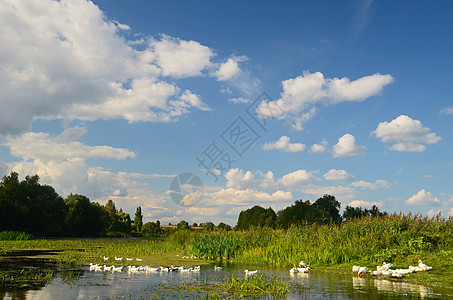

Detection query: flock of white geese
xmin=91 ymin=257 xmax=431 ymax=278
xmin=353 ymin=260 xmax=432 ymax=278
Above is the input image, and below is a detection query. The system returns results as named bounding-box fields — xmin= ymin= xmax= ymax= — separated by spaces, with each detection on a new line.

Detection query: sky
xmin=1 ymin=0 xmax=453 ymax=225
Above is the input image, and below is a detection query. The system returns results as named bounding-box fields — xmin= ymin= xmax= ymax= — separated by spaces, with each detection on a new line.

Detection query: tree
xmin=0 ymin=172 xmax=67 ymax=236
xmin=116 ymin=209 xmax=132 ymax=234
xmin=201 ymin=222 xmax=215 ymax=231
xmin=142 ymin=220 xmax=161 ymax=235
xmin=177 ymin=220 xmax=190 ymax=230
xmin=313 ymin=194 xmax=341 ymax=224
xmin=236 ymin=206 xmax=277 ymax=230
xmin=217 ymin=222 xmax=231 ymax=231
xmin=134 ymin=206 xmax=143 ymax=233
xmin=276 ymin=200 xmax=328 ymax=229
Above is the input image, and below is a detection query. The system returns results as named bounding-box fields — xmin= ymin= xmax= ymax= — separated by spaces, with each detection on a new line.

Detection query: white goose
xmin=357 ymin=266 xmax=369 ymax=277
xmin=103 ymin=256 xmax=109 ymax=261
xmin=243 ymin=269 xmax=258 ymax=275
xmin=113 ymin=265 xmax=123 ymax=272
xmin=103 ymin=265 xmax=113 ymax=271
xmin=115 ymin=257 xmax=123 ymax=261
xmin=418 ymin=260 xmax=432 ymax=271
xmin=289 ymin=267 xmax=298 ymax=273
xmin=297 ymin=267 xmax=310 ymax=273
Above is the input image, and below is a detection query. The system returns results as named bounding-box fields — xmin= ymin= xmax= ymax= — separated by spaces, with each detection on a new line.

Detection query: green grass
xmin=1 ymin=213 xmax=453 ymax=288
xmin=226 ymin=273 xmax=289 ymax=296
xmin=0 ymin=231 xmax=33 ymax=241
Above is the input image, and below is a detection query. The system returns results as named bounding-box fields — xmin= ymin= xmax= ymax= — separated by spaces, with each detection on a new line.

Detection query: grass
xmin=1 ymin=213 xmax=453 ymax=288
xmin=226 ymin=273 xmax=289 ymax=296
xmin=0 ymin=231 xmax=33 ymax=241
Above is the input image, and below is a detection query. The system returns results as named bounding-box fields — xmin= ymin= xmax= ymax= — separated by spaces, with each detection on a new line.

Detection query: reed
xmin=0 ymin=231 xmax=33 ymax=241
xmin=186 ymin=213 xmax=453 ymax=268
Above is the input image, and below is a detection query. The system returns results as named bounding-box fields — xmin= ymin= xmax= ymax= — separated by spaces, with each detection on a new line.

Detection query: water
xmin=1 ymin=264 xmax=451 ymax=299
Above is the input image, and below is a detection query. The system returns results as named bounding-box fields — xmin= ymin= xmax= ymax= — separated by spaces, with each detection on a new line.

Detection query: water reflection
xmin=1 ymin=265 xmax=451 ymax=299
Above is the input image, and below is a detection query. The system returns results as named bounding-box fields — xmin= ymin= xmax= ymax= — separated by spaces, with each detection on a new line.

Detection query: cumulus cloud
xmin=258 ymin=71 xmax=393 ymax=130
xmin=225 ymin=168 xmax=275 ymax=190
xmin=150 ymin=34 xmax=214 ymax=78
xmin=278 ymin=170 xmax=321 ymax=186
xmin=214 ymin=56 xmax=247 ymax=81
xmin=405 ymin=189 xmax=441 ymax=206
xmin=309 ymin=140 xmax=328 ymax=153
xmin=323 ymin=169 xmax=354 ymax=181
xmin=372 ymin=115 xmax=441 ymax=152
xmin=350 ymin=179 xmax=390 ymax=190
xmin=332 ymin=134 xmax=367 ymax=157
xmin=262 ymin=136 xmax=305 ymax=152
xmin=0 ymin=0 xmax=234 ymax=135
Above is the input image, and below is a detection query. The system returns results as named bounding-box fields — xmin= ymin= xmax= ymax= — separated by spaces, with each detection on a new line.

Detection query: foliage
xmin=142 ymin=220 xmax=161 ymax=235
xmin=226 ymin=274 xmax=289 ymax=296
xmin=134 ymin=206 xmax=143 ymax=232
xmin=236 ymin=205 xmax=276 ymax=230
xmin=177 ymin=220 xmax=190 ymax=230
xmin=0 ymin=231 xmax=33 ymax=241
xmin=0 ymin=172 xmax=67 ymax=236
xmin=276 ymin=200 xmax=328 ymax=229
xmin=343 ymin=205 xmax=387 ymax=221
xmin=0 ymin=172 xmax=140 ymax=237
xmin=313 ymin=194 xmax=341 ymax=224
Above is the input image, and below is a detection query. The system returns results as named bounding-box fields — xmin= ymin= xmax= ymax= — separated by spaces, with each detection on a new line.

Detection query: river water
xmin=2 ymin=263 xmax=451 ymax=299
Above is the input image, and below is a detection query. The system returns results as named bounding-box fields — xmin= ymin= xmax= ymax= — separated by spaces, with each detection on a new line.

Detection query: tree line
xmin=236 ymin=194 xmax=387 ymax=230
xmin=0 ymin=172 xmax=161 ymax=237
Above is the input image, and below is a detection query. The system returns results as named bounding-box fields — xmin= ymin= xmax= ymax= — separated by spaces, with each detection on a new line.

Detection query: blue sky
xmin=1 ymin=0 xmax=453 ymax=225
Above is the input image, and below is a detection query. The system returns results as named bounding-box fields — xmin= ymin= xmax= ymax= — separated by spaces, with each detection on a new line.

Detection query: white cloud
xmin=303 ymin=185 xmax=356 ymax=203
xmin=426 ymin=209 xmax=441 ymax=218
xmin=214 ymin=56 xmax=247 ymax=81
xmin=0 ymin=0 xmax=228 ymax=135
xmin=310 ymin=140 xmax=328 ymax=153
xmin=332 ymin=134 xmax=367 ymax=157
xmin=278 ymin=170 xmax=321 ymax=186
xmin=224 ymin=168 xmax=275 ymax=190
xmin=262 ymin=136 xmax=305 ymax=152
xmin=150 ymin=34 xmax=214 ymax=78
xmin=228 ymin=97 xmax=251 ymax=104
xmin=405 ymin=189 xmax=441 ymax=206
xmin=372 ymin=115 xmax=441 ymax=152
xmin=347 ymin=200 xmax=382 ymax=208
xmin=440 ymin=107 xmax=453 ymax=115
xmin=350 ymin=179 xmax=390 ymax=190
xmin=208 ymin=188 xmax=293 ymax=206
xmin=260 ymin=71 xmax=393 ymax=130
xmin=323 ymin=169 xmax=354 ymax=181
xmin=4 ymin=129 xmax=135 ymax=162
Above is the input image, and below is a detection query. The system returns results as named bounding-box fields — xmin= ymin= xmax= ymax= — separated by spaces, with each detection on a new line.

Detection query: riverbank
xmin=1 ymin=214 xmax=453 ymax=290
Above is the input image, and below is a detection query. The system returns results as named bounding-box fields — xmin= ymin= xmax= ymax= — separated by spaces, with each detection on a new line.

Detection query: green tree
xmin=313 ymin=194 xmax=341 ymax=224
xmin=217 ymin=222 xmax=231 ymax=231
xmin=276 ymin=200 xmax=328 ymax=229
xmin=177 ymin=220 xmax=190 ymax=230
xmin=104 ymin=199 xmax=119 ymax=232
xmin=134 ymin=206 xmax=143 ymax=233
xmin=116 ymin=209 xmax=132 ymax=234
xmin=142 ymin=220 xmax=161 ymax=235
xmin=0 ymin=172 xmax=66 ymax=236
xmin=236 ymin=206 xmax=277 ymax=230
xmin=64 ymin=194 xmax=104 ymax=237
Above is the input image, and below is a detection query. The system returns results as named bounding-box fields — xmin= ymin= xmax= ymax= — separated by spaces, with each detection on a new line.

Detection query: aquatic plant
xmin=226 ymin=273 xmax=289 ymax=296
